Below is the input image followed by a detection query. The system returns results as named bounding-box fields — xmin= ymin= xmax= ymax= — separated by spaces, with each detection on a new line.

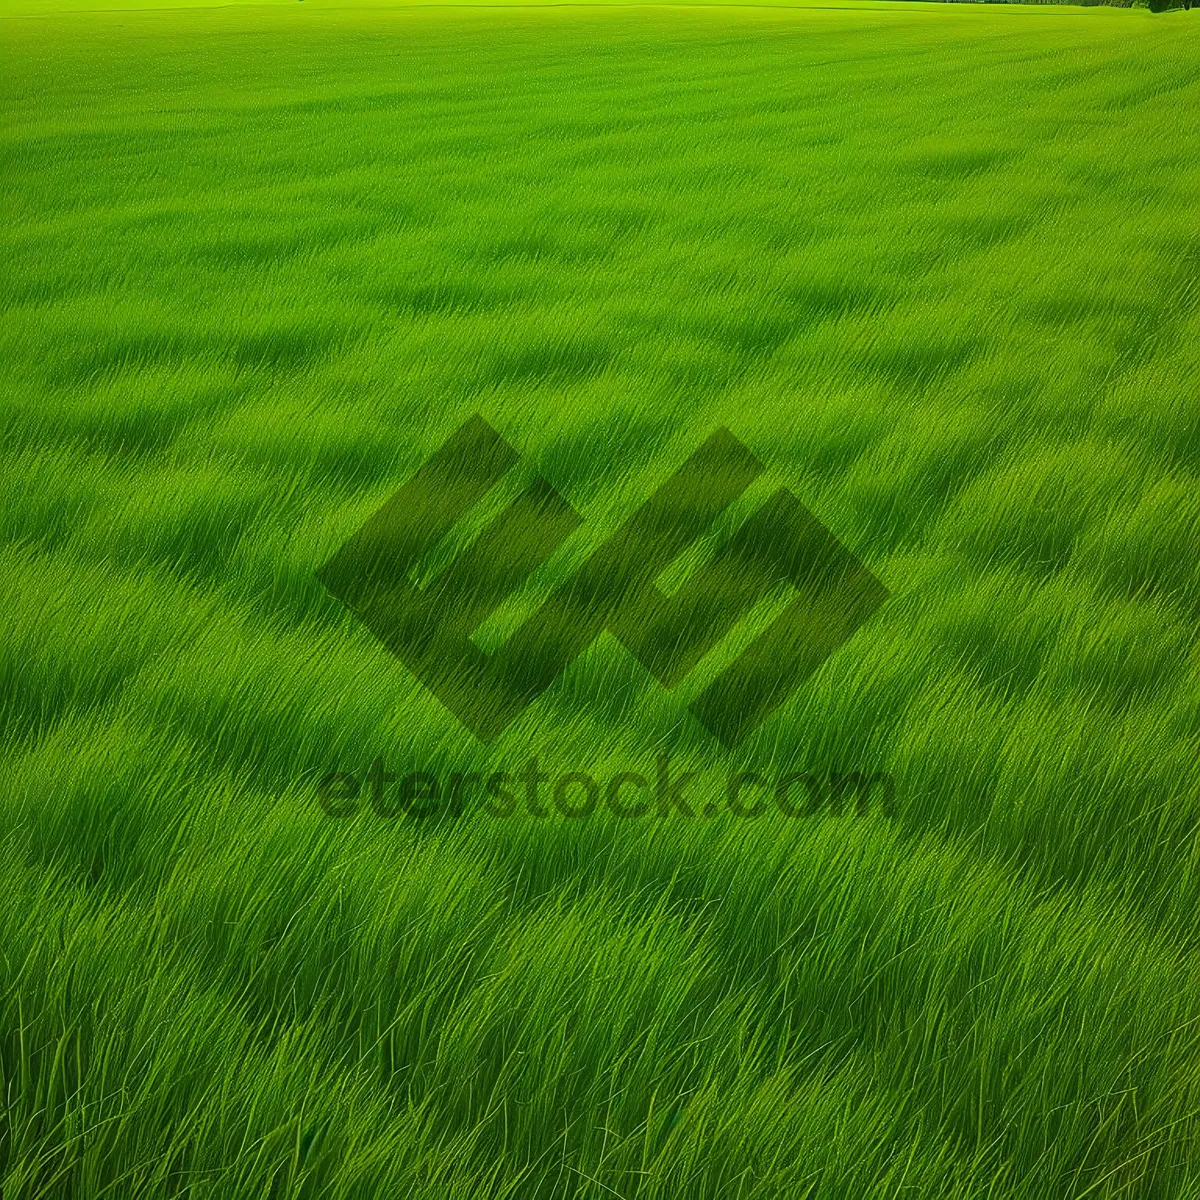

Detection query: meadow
xmin=2 ymin=0 xmax=1200 ymax=1195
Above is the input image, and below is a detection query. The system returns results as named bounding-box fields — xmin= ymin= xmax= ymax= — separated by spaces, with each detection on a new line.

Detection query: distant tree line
xmin=937 ymin=0 xmax=1192 ymax=8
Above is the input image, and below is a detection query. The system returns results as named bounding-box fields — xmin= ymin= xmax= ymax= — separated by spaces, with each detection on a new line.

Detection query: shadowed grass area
xmin=1 ymin=1 xmax=1199 ymax=1196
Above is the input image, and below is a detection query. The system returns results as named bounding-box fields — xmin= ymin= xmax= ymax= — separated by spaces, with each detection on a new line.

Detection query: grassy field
xmin=2 ymin=1 xmax=1200 ymax=1196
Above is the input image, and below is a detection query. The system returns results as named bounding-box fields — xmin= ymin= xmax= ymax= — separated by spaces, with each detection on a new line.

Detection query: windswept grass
xmin=1 ymin=1 xmax=1199 ymax=1196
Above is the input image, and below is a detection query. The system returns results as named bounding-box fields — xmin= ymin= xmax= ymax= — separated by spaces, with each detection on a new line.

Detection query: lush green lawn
xmin=2 ymin=1 xmax=1199 ymax=1196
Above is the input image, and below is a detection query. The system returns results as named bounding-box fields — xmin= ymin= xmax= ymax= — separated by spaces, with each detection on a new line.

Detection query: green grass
xmin=2 ymin=1 xmax=1199 ymax=1196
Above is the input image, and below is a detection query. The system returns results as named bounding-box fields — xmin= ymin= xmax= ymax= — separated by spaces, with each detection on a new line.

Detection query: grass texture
xmin=2 ymin=2 xmax=1200 ymax=1196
